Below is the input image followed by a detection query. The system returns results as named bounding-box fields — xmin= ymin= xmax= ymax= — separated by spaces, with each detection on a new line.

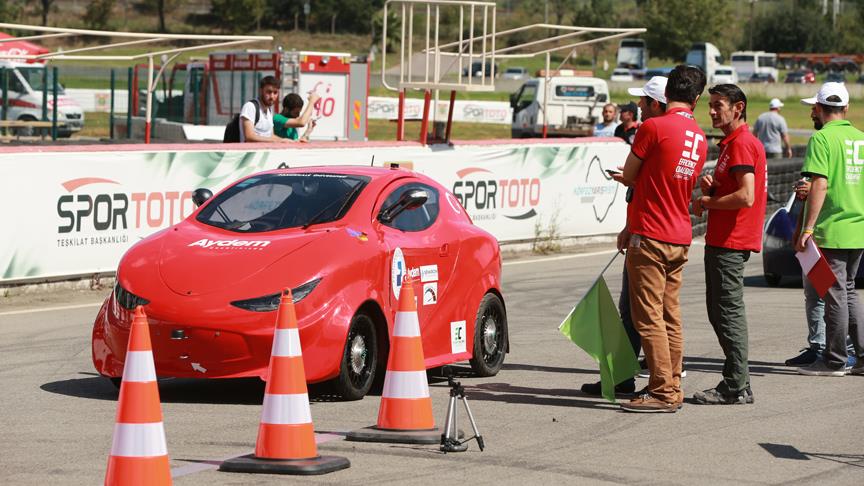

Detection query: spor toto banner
xmin=0 ymin=140 xmax=629 ymax=282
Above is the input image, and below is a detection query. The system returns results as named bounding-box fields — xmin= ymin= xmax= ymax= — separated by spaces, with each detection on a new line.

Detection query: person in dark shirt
xmin=614 ymin=102 xmax=639 ymax=144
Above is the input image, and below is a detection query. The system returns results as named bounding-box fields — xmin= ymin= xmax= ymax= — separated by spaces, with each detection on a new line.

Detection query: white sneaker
xmin=798 ymin=360 xmax=846 ymax=377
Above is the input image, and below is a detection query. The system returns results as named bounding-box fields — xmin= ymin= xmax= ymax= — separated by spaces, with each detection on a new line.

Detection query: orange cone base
xmin=219 ymin=454 xmax=350 ymax=476
xmin=345 ymin=425 xmax=444 ymax=444
xmin=105 ymin=456 xmax=171 ymax=486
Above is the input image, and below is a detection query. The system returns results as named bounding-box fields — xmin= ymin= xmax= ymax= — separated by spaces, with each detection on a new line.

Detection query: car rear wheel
xmin=469 ymin=293 xmax=507 ymax=377
xmin=334 ymin=313 xmax=378 ymax=400
xmin=764 ymin=273 xmax=781 ymax=287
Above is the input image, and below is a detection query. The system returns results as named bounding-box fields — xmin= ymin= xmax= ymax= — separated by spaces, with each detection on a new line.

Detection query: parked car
xmin=712 ymin=65 xmax=738 ymax=84
xmin=826 ymin=71 xmax=847 ymax=83
xmin=609 ymin=68 xmax=634 ymax=82
xmin=502 ymin=66 xmax=528 ymax=80
xmin=748 ymin=72 xmax=775 ymax=83
xmin=645 ymin=67 xmax=674 ymax=78
xmin=763 ymin=193 xmax=864 ymax=286
xmin=784 ymin=70 xmax=816 ymax=84
xmin=92 ymin=166 xmax=508 ymax=399
xmin=462 ymin=60 xmax=498 ymax=78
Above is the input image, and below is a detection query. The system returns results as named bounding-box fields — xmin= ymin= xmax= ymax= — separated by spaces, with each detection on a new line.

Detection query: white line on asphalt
xmin=0 ymin=302 xmax=103 ymax=317
xmin=171 ymin=432 xmax=345 ymax=478
xmin=503 ymin=249 xmax=618 ymax=267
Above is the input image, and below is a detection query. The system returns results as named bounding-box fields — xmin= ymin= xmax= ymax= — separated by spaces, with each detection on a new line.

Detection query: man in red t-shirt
xmin=692 ymin=84 xmax=767 ymax=405
xmin=613 ymin=65 xmax=707 ymax=413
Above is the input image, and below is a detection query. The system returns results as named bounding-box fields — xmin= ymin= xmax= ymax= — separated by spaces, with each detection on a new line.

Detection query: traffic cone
xmin=219 ymin=289 xmax=350 ymax=476
xmin=346 ymin=275 xmax=442 ymax=444
xmin=105 ymin=306 xmax=171 ymax=486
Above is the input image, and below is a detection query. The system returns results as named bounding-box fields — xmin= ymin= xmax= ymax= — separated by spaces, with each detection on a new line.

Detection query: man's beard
xmin=813 ymin=118 xmax=823 ymax=130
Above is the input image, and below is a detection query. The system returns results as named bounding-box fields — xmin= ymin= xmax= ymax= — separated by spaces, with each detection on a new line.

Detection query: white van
xmin=510 ymin=76 xmax=610 ymax=138
xmin=685 ymin=42 xmax=723 ymax=83
xmin=712 ymin=65 xmax=738 ymax=84
xmin=0 ymin=61 xmax=84 ymax=137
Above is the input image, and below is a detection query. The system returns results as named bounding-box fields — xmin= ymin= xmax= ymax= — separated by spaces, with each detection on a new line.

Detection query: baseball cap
xmin=801 ymin=82 xmax=849 ymax=107
xmin=619 ymin=101 xmax=638 ymax=115
xmin=628 ymin=76 xmax=668 ymax=104
xmin=769 ymin=98 xmax=784 ymax=109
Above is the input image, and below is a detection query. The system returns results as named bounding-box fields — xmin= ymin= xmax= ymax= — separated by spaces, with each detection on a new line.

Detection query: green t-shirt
xmin=801 ymin=119 xmax=864 ymax=248
xmin=273 ymin=113 xmax=299 ymax=140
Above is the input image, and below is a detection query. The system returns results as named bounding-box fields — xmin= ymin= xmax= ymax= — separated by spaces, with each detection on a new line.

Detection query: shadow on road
xmin=501 ymin=362 xmax=597 ymax=374
xmin=456 ymin=382 xmax=620 ymax=410
xmin=683 ymin=356 xmax=800 ymax=376
xmin=759 ymin=443 xmax=864 ymax=468
xmin=743 ymin=275 xmax=803 ymax=289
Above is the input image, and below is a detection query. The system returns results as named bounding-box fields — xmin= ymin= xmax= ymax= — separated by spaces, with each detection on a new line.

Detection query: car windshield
xmin=196 ymin=173 xmax=370 ymax=232
xmin=16 ymin=66 xmax=66 ymax=94
xmin=716 ymin=69 xmax=732 ymax=75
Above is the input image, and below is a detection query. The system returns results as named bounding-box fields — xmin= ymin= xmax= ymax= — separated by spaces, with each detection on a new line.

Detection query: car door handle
xmin=439 ymin=243 xmax=449 ymax=257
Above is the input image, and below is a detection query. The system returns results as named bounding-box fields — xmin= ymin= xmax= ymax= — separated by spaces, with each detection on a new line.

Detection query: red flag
xmin=796 ymin=239 xmax=837 ymax=298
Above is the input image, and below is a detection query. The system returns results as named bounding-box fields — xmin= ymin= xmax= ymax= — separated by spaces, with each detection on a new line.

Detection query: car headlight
xmin=114 ymin=282 xmax=150 ymax=310
xmin=230 ymin=278 xmax=322 ymax=312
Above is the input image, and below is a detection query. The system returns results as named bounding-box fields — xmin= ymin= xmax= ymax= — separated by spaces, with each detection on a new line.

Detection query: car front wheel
xmin=334 ymin=313 xmax=378 ymax=400
xmin=764 ymin=273 xmax=781 ymax=287
xmin=469 ymin=293 xmax=507 ymax=377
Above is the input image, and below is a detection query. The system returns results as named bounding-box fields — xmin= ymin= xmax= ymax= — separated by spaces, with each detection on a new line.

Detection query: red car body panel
xmin=91 ymin=166 xmax=503 ymax=383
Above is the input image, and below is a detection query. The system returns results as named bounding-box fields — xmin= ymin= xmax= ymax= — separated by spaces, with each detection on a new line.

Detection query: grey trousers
xmin=822 ymin=249 xmax=864 ymax=369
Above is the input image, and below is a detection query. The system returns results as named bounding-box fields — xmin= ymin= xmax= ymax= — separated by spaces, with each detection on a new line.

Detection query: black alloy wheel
xmin=469 ymin=293 xmax=507 ymax=377
xmin=334 ymin=313 xmax=378 ymax=400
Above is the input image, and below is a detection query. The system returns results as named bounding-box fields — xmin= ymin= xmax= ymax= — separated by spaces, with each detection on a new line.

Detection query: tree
xmin=640 ymin=0 xmax=734 ymax=61
xmin=84 ymin=0 xmax=115 ymax=30
xmin=750 ymin=2 xmax=835 ymax=54
xmin=40 ymin=0 xmax=53 ymax=26
xmin=211 ymin=0 xmax=265 ymax=34
xmin=136 ymin=1 xmax=179 ymax=32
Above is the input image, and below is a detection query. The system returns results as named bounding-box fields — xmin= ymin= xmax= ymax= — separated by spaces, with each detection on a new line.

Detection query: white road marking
xmin=0 ymin=302 xmax=102 ymax=317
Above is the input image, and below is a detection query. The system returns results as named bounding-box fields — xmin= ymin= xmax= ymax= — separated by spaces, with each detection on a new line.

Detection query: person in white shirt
xmin=594 ymin=103 xmax=620 ymax=137
xmin=240 ymin=76 xmax=292 ymax=143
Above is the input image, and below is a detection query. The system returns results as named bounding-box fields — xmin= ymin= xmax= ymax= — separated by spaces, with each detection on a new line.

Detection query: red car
xmin=92 ymin=166 xmax=507 ymax=399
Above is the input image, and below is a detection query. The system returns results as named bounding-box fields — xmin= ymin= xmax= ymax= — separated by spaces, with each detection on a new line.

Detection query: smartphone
xmin=605 ymin=169 xmax=621 ymax=176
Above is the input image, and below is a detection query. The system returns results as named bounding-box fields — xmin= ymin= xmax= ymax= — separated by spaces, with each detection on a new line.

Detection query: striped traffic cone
xmin=219 ymin=290 xmax=350 ymax=476
xmin=105 ymin=306 xmax=171 ymax=486
xmin=346 ymin=275 xmax=442 ymax=444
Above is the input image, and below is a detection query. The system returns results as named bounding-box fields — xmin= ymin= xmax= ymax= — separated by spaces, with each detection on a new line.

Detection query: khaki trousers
xmin=625 ymin=235 xmax=689 ymax=403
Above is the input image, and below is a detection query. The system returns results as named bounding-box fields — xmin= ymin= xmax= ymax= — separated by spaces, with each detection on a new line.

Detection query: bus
xmin=616 ymin=38 xmax=648 ymax=79
xmin=730 ymin=51 xmax=778 ymax=82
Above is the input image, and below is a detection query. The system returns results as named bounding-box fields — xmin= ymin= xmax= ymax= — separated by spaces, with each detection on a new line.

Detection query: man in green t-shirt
xmin=794 ymin=82 xmax=864 ymax=377
xmin=274 ymin=92 xmax=320 ymax=141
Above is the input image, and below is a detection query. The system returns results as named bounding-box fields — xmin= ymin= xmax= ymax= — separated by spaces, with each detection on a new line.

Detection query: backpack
xmin=223 ymin=99 xmax=260 ymax=143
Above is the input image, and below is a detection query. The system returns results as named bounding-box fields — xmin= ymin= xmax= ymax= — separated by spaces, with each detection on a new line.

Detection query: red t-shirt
xmin=705 ymin=123 xmax=767 ymax=251
xmin=628 ymin=107 xmax=707 ymax=245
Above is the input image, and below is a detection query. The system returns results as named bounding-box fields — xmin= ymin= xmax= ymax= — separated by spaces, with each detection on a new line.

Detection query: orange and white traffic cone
xmin=105 ymin=306 xmax=171 ymax=486
xmin=346 ymin=275 xmax=441 ymax=444
xmin=219 ymin=290 xmax=350 ymax=475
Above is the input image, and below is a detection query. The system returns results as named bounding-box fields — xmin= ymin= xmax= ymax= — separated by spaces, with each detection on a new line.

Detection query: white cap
xmin=769 ymin=98 xmax=784 ymax=109
xmin=628 ymin=76 xmax=668 ymax=104
xmin=801 ymin=82 xmax=849 ymax=107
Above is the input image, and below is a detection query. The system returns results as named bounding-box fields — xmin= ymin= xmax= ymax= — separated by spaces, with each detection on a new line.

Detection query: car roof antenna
xmin=370 ymin=155 xmax=375 ymax=167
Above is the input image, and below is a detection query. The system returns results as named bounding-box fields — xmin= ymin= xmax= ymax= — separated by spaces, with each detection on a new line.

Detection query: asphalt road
xmin=1 ymin=243 xmax=862 ymax=485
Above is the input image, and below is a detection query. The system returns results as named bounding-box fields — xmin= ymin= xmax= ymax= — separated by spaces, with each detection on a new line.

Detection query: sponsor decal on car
xmin=346 ymin=228 xmax=368 ymax=241
xmin=420 ymin=264 xmax=439 ymax=283
xmin=391 ymin=247 xmax=406 ymax=298
xmin=450 ymin=321 xmax=467 ymax=354
xmin=188 ymin=239 xmax=271 ymax=250
xmin=423 ymin=282 xmax=438 ymax=305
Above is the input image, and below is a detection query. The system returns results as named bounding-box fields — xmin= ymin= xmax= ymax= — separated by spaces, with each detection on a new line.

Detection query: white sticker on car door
xmin=450 ymin=321 xmax=467 ymax=354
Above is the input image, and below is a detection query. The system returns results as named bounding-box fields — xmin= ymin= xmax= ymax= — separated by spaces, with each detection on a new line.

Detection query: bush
xmin=84 ymin=0 xmax=115 ymax=30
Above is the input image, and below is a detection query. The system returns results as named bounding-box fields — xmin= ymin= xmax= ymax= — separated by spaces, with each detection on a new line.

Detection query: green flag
xmin=559 ymin=275 xmax=640 ymax=403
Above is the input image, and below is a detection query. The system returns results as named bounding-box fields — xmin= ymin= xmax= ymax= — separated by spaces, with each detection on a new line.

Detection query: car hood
xmin=157 ymin=222 xmax=325 ymax=296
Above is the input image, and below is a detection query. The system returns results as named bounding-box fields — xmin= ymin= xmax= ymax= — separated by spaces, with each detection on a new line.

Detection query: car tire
xmin=469 ymin=293 xmax=507 ymax=377
xmin=14 ymin=115 xmax=36 ymax=137
xmin=764 ymin=273 xmax=781 ymax=287
xmin=334 ymin=313 xmax=378 ymax=400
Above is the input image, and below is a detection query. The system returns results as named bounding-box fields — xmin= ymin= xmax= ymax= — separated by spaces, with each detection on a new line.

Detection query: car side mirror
xmin=379 ymin=189 xmax=428 ymax=223
xmin=192 ymin=188 xmax=213 ymax=207
xmin=597 ymin=93 xmax=608 ymax=102
xmin=509 ymin=93 xmax=517 ymax=109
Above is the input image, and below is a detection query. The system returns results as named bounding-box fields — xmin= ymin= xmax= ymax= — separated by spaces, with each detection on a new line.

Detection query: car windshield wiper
xmin=301 ymin=182 xmax=364 ymax=229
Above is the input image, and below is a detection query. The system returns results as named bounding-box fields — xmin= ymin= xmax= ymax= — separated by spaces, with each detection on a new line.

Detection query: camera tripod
xmin=440 ymin=367 xmax=484 ymax=453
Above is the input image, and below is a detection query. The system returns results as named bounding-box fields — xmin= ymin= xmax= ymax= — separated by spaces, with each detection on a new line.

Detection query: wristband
xmin=802 ymin=229 xmax=814 ymax=235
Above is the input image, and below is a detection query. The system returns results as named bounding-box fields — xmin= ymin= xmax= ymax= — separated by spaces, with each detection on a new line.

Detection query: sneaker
xmin=849 ymin=362 xmax=864 ymax=375
xmin=692 ymin=387 xmax=750 ymax=405
xmin=580 ymin=380 xmax=636 ymax=396
xmin=620 ymin=393 xmax=678 ymax=413
xmin=636 ymin=358 xmax=686 ymax=378
xmin=785 ymin=348 xmax=820 ymax=366
xmin=797 ymin=360 xmax=846 ymax=377
xmin=743 ymin=386 xmax=755 ymax=404
xmin=847 ymin=354 xmax=858 ymax=370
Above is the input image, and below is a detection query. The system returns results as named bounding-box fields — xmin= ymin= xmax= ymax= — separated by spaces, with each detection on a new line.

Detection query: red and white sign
xmin=796 ymin=238 xmax=837 ymax=298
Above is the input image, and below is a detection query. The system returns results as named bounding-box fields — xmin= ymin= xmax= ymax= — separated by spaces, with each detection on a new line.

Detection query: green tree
xmin=640 ymin=0 xmax=734 ymax=61
xmin=750 ymin=2 xmax=835 ymax=54
xmin=84 ymin=0 xmax=115 ymax=30
xmin=211 ymin=0 xmax=266 ymax=33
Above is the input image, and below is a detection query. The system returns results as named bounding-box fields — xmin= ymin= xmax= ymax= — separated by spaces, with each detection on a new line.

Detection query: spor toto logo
xmin=56 ymin=177 xmax=195 ymax=233
xmin=451 ymin=167 xmax=540 ymax=220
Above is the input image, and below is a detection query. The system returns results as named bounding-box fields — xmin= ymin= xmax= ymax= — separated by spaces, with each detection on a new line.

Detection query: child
xmin=274 ymin=91 xmax=320 ymax=142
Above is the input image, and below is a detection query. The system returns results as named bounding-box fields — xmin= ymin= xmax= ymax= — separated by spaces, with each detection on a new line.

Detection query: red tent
xmin=0 ymin=32 xmax=50 ymax=63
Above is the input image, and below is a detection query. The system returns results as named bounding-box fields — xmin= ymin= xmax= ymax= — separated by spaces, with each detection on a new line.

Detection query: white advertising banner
xmin=368 ymin=97 xmax=512 ymax=125
xmin=0 ymin=139 xmax=629 ymax=282
xmin=299 ymin=73 xmax=349 ymax=141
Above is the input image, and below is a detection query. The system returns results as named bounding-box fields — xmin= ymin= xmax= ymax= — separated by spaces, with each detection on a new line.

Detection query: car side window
xmin=380 ymin=183 xmax=439 ymax=232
